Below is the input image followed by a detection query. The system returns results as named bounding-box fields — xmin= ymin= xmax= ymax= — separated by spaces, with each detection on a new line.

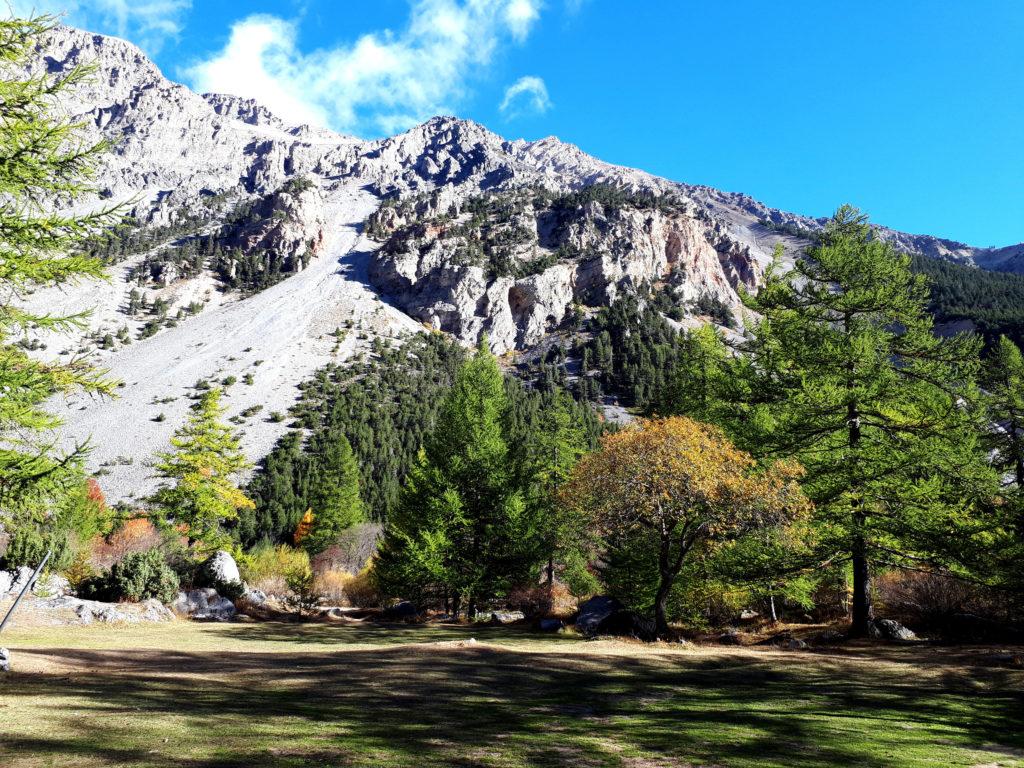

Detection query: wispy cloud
xmin=499 ymin=75 xmax=551 ymax=118
xmin=182 ymin=0 xmax=543 ymax=137
xmin=10 ymin=0 xmax=191 ymax=53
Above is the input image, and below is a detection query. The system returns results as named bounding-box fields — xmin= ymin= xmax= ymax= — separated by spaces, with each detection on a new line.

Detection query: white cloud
xmin=9 ymin=0 xmax=191 ymax=53
xmin=499 ymin=75 xmax=550 ymax=117
xmin=182 ymin=0 xmax=543 ymax=137
xmin=504 ymin=0 xmax=540 ymax=40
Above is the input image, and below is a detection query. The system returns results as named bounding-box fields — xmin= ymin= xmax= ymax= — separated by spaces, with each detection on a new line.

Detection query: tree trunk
xmin=846 ymin=396 xmax=873 ymax=637
xmin=546 ymin=556 xmax=554 ymax=589
xmin=654 ymin=577 xmax=672 ymax=640
xmin=769 ymin=593 xmax=778 ymax=623
xmin=451 ymin=594 xmax=461 ymax=621
xmin=654 ymin=527 xmax=681 ymax=640
xmin=850 ymin=524 xmax=873 ymax=636
xmin=467 ymin=595 xmax=477 ymax=620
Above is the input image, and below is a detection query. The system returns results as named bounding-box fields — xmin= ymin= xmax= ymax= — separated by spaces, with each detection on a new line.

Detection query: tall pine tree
xmin=736 ymin=206 xmax=990 ymax=636
xmin=0 ymin=16 xmax=120 ymax=506
xmin=302 ymin=432 xmax=364 ymax=555
xmin=375 ymin=342 xmax=535 ymax=617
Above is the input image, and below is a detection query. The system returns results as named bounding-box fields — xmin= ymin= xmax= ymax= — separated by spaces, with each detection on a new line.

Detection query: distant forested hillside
xmin=910 ymin=254 xmax=1024 ymax=346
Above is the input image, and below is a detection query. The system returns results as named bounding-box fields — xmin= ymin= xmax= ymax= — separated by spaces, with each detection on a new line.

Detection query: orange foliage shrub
xmin=90 ymin=518 xmax=163 ymax=570
xmin=507 ymin=582 xmax=577 ymax=619
xmin=85 ymin=478 xmax=107 ymax=511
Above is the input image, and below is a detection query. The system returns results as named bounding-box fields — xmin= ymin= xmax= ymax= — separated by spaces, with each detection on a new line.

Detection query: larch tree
xmin=522 ymin=386 xmax=591 ymax=589
xmin=563 ymin=415 xmax=809 ymax=639
xmin=150 ymin=389 xmax=254 ymax=552
xmin=979 ymin=335 xmax=1024 ymax=600
xmin=983 ymin=336 xmax=1024 ymax=506
xmin=375 ymin=341 xmax=533 ymax=617
xmin=302 ymin=432 xmax=364 ymax=555
xmin=0 ymin=16 xmax=120 ymax=506
xmin=737 ymin=206 xmax=991 ymax=636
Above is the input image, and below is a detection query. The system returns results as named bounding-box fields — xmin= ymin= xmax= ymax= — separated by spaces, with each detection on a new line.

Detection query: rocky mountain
xmin=16 ymin=24 xmax=1022 ymax=502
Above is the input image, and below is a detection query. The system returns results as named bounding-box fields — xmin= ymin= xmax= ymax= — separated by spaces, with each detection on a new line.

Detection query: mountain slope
xmin=16 ymin=24 xmax=1022 ymax=503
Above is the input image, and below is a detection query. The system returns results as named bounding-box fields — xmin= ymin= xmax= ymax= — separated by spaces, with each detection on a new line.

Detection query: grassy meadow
xmin=0 ymin=620 xmax=1021 ymax=768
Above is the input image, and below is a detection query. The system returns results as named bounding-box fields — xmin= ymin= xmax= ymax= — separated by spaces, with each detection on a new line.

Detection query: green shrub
xmin=0 ymin=526 xmax=76 ymax=571
xmin=81 ymin=550 xmax=180 ymax=603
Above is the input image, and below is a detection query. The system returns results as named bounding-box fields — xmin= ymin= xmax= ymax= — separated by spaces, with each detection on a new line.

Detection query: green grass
xmin=0 ymin=620 xmax=1021 ymax=767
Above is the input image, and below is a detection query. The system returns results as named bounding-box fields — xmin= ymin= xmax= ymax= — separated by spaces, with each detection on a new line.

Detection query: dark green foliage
xmin=374 ymin=344 xmax=540 ymax=613
xmin=302 ymin=433 xmax=365 ymax=555
xmin=0 ymin=526 xmax=49 ymax=570
xmin=735 ymin=207 xmax=992 ymax=635
xmin=909 ymin=253 xmax=1024 ymax=347
xmin=240 ymin=334 xmax=467 ymax=546
xmin=574 ymin=290 xmax=684 ymax=409
xmin=81 ymin=550 xmax=180 ymax=604
xmin=243 ymin=333 xmax=602 ymax=565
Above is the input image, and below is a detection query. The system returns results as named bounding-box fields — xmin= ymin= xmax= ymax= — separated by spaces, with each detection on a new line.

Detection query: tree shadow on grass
xmin=1 ymin=628 xmax=1022 ymax=768
xmin=215 ymin=619 xmax=581 ymax=648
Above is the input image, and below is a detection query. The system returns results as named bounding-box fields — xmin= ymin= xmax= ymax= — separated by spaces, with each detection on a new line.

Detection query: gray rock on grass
xmin=575 ymin=595 xmax=623 ymax=636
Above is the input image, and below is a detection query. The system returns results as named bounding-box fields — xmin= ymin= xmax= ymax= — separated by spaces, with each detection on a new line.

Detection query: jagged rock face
xmin=14 ymin=24 xmax=1024 ymax=504
xmin=222 ymin=183 xmax=327 ymax=277
xmin=368 ymin=189 xmax=761 ymax=352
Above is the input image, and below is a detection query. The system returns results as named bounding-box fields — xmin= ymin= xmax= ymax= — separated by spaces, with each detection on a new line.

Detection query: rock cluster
xmin=369 ymin=191 xmax=761 ymax=353
xmin=171 ymin=589 xmax=237 ymax=621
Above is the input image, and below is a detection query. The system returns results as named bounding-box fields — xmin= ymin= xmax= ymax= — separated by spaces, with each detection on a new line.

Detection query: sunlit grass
xmin=0 ymin=620 xmax=1021 ymax=767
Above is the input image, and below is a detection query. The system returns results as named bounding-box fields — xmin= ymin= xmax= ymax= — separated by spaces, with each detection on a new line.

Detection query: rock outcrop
xmin=11 ymin=23 xmax=1023 ymax=505
xmin=368 ymin=188 xmax=760 ymax=352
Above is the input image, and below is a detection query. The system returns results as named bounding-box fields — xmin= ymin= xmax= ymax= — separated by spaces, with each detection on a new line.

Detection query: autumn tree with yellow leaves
xmin=562 ymin=416 xmax=811 ymax=639
xmin=150 ymin=389 xmax=254 ymax=552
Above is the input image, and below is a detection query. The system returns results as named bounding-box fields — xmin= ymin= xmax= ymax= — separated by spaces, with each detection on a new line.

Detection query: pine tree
xmin=521 ymin=387 xmax=591 ymax=589
xmin=302 ymin=433 xmax=364 ymax=555
xmin=375 ymin=341 xmax=533 ymax=617
xmin=150 ymin=389 xmax=254 ymax=551
xmin=736 ymin=206 xmax=990 ymax=636
xmin=650 ymin=324 xmax=729 ymax=421
xmin=979 ymin=336 xmax=1024 ymax=601
xmin=0 ymin=16 xmax=120 ymax=505
xmin=983 ymin=336 xmax=1024 ymax=504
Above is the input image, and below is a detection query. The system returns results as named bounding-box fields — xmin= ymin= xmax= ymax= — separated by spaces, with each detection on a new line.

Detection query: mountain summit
xmin=18 ymin=24 xmax=1022 ymax=501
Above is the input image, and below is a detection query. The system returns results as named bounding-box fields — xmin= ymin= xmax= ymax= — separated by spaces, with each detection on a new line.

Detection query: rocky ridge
xmin=14 ymin=24 xmax=1024 ymax=501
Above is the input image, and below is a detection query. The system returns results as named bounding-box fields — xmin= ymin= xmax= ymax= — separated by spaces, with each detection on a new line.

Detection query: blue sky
xmin=23 ymin=1 xmax=1024 ymax=246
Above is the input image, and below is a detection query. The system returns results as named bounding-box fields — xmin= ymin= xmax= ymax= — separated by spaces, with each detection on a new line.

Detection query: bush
xmin=1 ymin=526 xmax=47 ymax=569
xmin=90 ymin=518 xmax=163 ymax=570
xmin=312 ymin=569 xmax=350 ymax=603
xmin=875 ymin=570 xmax=1016 ymax=638
xmin=311 ymin=564 xmax=380 ymax=608
xmin=240 ymin=543 xmax=310 ymax=595
xmin=0 ymin=526 xmax=78 ymax=572
xmin=81 ymin=550 xmax=180 ymax=603
xmin=285 ymin=566 xmax=321 ymax=616
xmin=310 ymin=522 xmax=381 ymax=575
xmin=508 ymin=582 xmax=577 ymax=619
